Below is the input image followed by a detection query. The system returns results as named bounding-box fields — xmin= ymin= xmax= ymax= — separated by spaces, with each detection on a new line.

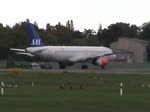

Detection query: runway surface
xmin=3 ymin=63 xmax=150 ymax=74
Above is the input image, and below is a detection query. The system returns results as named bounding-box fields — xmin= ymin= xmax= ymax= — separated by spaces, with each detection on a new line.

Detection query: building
xmin=110 ymin=37 xmax=149 ymax=63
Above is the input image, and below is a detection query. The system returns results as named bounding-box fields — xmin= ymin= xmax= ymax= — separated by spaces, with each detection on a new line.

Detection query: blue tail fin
xmin=28 ymin=23 xmax=45 ymax=47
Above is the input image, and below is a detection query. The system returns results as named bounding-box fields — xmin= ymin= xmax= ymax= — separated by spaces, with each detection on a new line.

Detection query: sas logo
xmin=31 ymin=39 xmax=41 ymax=45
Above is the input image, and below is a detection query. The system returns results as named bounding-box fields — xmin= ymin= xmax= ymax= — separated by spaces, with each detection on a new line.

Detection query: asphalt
xmin=45 ymin=63 xmax=150 ymax=74
xmin=3 ymin=63 xmax=150 ymax=74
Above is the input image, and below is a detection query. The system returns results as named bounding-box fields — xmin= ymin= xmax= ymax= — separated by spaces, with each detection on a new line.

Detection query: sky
xmin=0 ymin=0 xmax=150 ymax=31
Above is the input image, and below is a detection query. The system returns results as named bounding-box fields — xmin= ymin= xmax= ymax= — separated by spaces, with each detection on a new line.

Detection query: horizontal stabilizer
xmin=15 ymin=52 xmax=34 ymax=57
xmin=10 ymin=48 xmax=26 ymax=52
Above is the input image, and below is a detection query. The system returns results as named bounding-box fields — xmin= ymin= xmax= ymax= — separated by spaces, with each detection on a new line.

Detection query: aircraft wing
xmin=69 ymin=53 xmax=115 ymax=62
xmin=70 ymin=55 xmax=102 ymax=62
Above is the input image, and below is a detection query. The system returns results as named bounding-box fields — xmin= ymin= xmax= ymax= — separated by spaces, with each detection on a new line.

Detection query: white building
xmin=110 ymin=37 xmax=149 ymax=63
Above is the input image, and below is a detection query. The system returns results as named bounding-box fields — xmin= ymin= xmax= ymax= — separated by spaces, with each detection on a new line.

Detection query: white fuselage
xmin=26 ymin=46 xmax=115 ymax=62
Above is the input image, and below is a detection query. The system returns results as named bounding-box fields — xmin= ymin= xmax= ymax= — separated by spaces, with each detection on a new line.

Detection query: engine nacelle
xmin=92 ymin=57 xmax=109 ymax=66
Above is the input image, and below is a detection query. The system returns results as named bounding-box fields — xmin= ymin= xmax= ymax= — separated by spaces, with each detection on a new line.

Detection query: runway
xmin=24 ymin=67 xmax=150 ymax=75
xmin=39 ymin=63 xmax=150 ymax=74
xmin=4 ymin=63 xmax=150 ymax=74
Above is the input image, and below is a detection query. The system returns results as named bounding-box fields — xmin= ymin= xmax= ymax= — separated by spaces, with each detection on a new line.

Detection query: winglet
xmin=28 ymin=23 xmax=45 ymax=47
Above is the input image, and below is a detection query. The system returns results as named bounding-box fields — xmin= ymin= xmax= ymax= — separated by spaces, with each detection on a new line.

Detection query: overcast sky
xmin=0 ymin=0 xmax=150 ymax=31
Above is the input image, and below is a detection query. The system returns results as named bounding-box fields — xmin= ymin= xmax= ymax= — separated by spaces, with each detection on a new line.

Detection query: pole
xmin=120 ymin=82 xmax=123 ymax=96
xmin=32 ymin=82 xmax=34 ymax=87
xmin=1 ymin=82 xmax=5 ymax=96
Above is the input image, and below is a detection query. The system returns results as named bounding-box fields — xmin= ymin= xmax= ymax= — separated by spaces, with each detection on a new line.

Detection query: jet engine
xmin=92 ymin=57 xmax=109 ymax=69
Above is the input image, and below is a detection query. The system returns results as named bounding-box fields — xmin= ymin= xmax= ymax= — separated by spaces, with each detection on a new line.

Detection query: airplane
xmin=10 ymin=23 xmax=116 ymax=69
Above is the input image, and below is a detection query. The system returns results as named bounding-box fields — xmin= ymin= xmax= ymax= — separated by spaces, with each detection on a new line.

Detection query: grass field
xmin=0 ymin=71 xmax=150 ymax=112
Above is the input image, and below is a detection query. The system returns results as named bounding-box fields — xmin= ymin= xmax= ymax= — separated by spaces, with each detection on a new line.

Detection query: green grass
xmin=0 ymin=71 xmax=150 ymax=112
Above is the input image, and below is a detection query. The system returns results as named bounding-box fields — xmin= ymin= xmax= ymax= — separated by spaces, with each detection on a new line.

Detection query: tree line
xmin=1 ymin=19 xmax=150 ymax=59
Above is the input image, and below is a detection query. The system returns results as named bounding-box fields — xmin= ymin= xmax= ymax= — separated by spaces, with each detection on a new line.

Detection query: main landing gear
xmin=59 ymin=62 xmax=105 ymax=70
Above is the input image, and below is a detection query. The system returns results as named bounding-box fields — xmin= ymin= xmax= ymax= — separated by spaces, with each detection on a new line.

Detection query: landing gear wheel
xmin=81 ymin=65 xmax=88 ymax=69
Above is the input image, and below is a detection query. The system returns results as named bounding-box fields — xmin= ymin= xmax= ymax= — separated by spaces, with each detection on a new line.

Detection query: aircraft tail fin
xmin=28 ymin=23 xmax=45 ymax=47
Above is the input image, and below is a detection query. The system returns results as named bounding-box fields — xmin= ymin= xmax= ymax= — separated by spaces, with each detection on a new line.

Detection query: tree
xmin=139 ymin=22 xmax=150 ymax=41
xmin=0 ymin=23 xmax=16 ymax=59
xmin=66 ymin=20 xmax=74 ymax=31
xmin=72 ymin=30 xmax=83 ymax=39
xmin=12 ymin=21 xmax=29 ymax=48
xmin=97 ymin=24 xmax=103 ymax=46
xmin=97 ymin=22 xmax=138 ymax=47
xmin=45 ymin=22 xmax=73 ymax=45
xmin=83 ymin=29 xmax=96 ymax=39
